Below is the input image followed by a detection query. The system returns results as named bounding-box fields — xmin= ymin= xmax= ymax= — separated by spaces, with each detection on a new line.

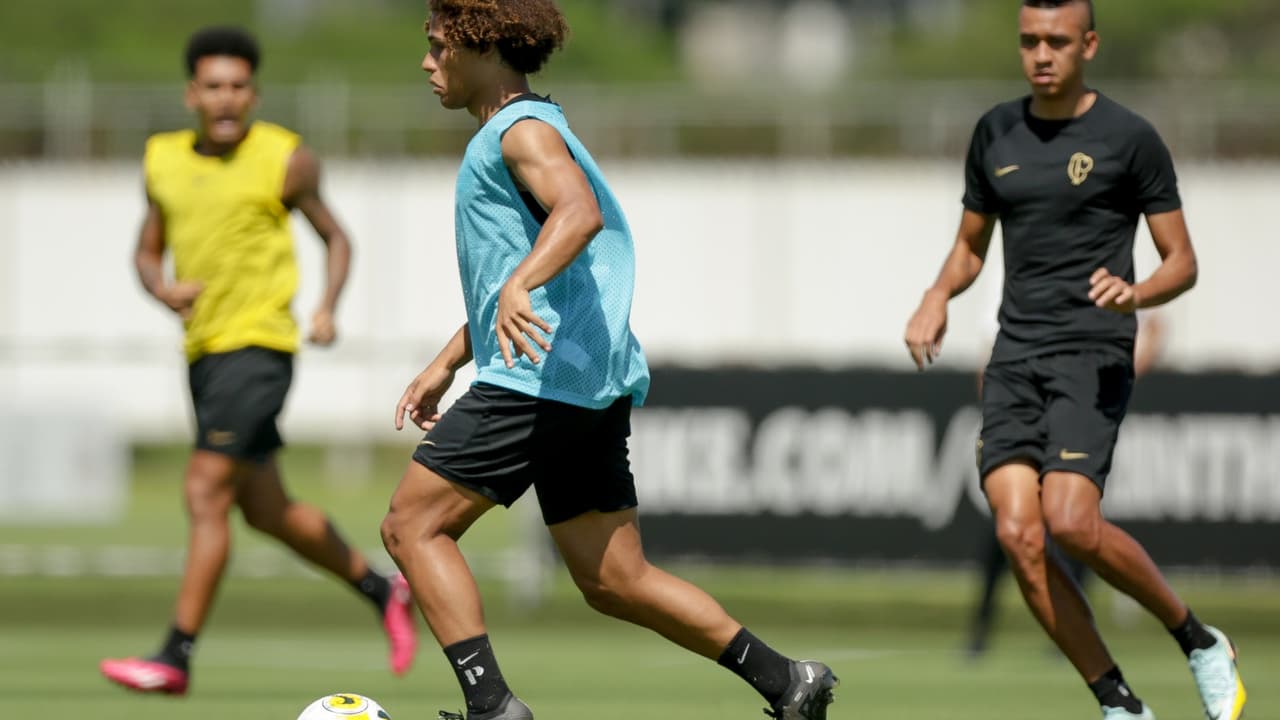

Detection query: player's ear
xmin=184 ymin=80 xmax=198 ymax=111
xmin=1081 ymin=29 xmax=1099 ymax=61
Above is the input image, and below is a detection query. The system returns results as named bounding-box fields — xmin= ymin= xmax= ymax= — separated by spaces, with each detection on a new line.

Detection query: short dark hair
xmin=184 ymin=26 xmax=261 ymax=77
xmin=1023 ymin=0 xmax=1096 ymax=31
xmin=428 ymin=0 xmax=569 ymax=75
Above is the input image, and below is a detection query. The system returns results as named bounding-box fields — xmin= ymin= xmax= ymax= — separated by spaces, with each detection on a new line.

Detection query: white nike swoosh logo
xmin=738 ymin=644 xmax=750 ymax=664
xmin=804 ymin=665 xmax=815 ymax=683
xmin=456 ymin=652 xmax=479 ymax=666
xmin=420 ymin=440 xmax=437 ymax=447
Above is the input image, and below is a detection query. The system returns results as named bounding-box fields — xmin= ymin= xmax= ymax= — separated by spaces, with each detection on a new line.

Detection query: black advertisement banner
xmin=631 ymin=367 xmax=1280 ymax=568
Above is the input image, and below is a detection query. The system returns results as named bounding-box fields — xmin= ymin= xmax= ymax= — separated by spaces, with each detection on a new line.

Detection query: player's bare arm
xmin=134 ymin=196 xmax=203 ymax=319
xmin=905 ymin=209 xmax=997 ymax=369
xmin=395 ymin=323 xmax=474 ymax=432
xmin=1089 ymin=209 xmax=1197 ymax=313
xmin=284 ymin=144 xmax=352 ymax=346
xmin=495 ymin=118 xmax=605 ymax=368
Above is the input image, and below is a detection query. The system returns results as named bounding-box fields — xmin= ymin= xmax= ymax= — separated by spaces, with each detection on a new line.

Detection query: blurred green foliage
xmin=5 ymin=1 xmax=1279 ymax=88
xmin=0 ymin=0 xmax=681 ymax=84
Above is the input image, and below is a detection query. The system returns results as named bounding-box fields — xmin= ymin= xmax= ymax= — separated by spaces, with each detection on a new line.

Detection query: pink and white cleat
xmin=99 ymin=657 xmax=189 ymax=695
xmin=383 ymin=573 xmax=419 ymax=676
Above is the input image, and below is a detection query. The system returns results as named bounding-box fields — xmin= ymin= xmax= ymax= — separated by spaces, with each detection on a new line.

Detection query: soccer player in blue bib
xmin=905 ymin=2 xmax=1245 ymax=718
xmin=380 ymin=2 xmax=836 ymax=719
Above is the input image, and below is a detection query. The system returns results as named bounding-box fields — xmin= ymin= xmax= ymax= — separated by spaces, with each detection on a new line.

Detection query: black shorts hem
xmin=411 ymin=454 xmax=510 ymax=506
xmin=979 ymin=454 xmax=1040 ymax=488
xmin=1040 ymin=463 xmax=1107 ymax=493
xmin=193 ymin=442 xmax=282 ymax=464
xmin=542 ymin=500 xmax=640 ymax=527
xmin=980 ymin=455 xmax=1107 ymax=493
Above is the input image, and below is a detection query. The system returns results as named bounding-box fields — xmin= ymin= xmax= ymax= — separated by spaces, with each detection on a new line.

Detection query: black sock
xmin=444 ymin=635 xmax=511 ymax=716
xmin=1088 ymin=666 xmax=1143 ymax=713
xmin=150 ymin=625 xmax=196 ymax=672
xmin=1169 ymin=609 xmax=1217 ymax=658
xmin=717 ymin=627 xmax=793 ymax=706
xmin=351 ymin=569 xmax=392 ymax=615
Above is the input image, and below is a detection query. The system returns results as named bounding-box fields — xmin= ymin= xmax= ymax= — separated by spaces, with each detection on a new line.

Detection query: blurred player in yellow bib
xmin=100 ymin=26 xmax=418 ymax=696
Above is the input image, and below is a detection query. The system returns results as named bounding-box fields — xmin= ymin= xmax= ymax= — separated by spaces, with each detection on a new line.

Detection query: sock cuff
xmin=1088 ymin=665 xmax=1125 ymax=694
xmin=716 ymin=625 xmax=752 ymax=666
xmin=444 ymin=634 xmax=491 ymax=655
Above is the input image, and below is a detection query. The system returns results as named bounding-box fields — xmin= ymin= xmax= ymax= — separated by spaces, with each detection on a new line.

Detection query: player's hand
xmin=1089 ymin=268 xmax=1139 ymax=313
xmin=395 ymin=364 xmax=455 ymax=432
xmin=495 ymin=281 xmax=553 ymax=369
xmin=308 ymin=308 xmax=338 ymax=346
xmin=904 ymin=289 xmax=949 ymax=371
xmin=158 ymin=281 xmax=204 ymax=320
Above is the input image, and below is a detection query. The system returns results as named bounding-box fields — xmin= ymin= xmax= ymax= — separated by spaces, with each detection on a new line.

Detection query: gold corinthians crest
xmin=1068 ymin=152 xmax=1095 ymax=186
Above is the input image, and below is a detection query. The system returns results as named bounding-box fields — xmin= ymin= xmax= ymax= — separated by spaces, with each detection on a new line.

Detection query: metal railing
xmin=4 ymin=77 xmax=1280 ymax=160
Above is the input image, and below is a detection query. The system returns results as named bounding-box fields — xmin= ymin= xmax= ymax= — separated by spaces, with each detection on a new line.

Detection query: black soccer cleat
xmin=764 ymin=660 xmax=838 ymax=720
xmin=438 ymin=693 xmax=533 ymax=720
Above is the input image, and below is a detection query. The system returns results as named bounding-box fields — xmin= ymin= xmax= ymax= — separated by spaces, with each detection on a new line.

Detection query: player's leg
xmin=237 ymin=455 xmax=371 ymax=585
xmin=381 ymin=385 xmax=539 ymax=719
xmin=237 ymin=456 xmax=418 ymax=674
xmin=100 ymin=350 xmax=261 ymax=694
xmin=976 ymin=358 xmax=1115 ymax=672
xmin=551 ymin=508 xmax=739 ymax=656
xmin=1041 ymin=472 xmax=1185 ymax=626
xmin=99 ymin=450 xmax=238 ymax=694
xmin=985 ymin=464 xmax=1115 ymax=675
xmin=172 ymin=450 xmax=241 ymax=637
xmin=1036 ymin=352 xmax=1186 ymax=625
xmin=382 ymin=460 xmax=493 ymax=644
xmin=987 ymin=464 xmax=1154 ymax=717
xmin=1042 ymin=471 xmax=1245 ymax=718
xmin=1052 ymin=538 xmax=1091 ymax=591
xmin=381 ymin=460 xmax=512 ymax=718
xmin=541 ymin=397 xmax=835 ymax=719
xmin=549 ymin=508 xmax=836 ymax=719
xmin=1041 ymin=351 xmax=1244 ymax=719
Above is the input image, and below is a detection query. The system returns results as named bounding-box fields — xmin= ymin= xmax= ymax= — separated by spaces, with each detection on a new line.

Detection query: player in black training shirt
xmin=904 ymin=2 xmax=1246 ymax=719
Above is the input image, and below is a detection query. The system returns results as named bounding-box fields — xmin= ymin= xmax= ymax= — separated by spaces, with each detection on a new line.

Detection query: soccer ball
xmin=297 ymin=693 xmax=391 ymax=720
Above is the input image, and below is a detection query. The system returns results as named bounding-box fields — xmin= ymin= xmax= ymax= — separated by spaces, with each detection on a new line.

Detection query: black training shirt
xmin=963 ymin=92 xmax=1181 ymax=362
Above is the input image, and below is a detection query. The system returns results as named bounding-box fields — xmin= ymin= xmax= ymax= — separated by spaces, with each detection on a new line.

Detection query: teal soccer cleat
xmin=1188 ymin=626 xmax=1246 ymax=720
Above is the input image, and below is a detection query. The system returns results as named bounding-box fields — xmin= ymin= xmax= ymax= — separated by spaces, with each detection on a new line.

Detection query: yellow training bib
xmin=144 ymin=121 xmax=301 ymax=362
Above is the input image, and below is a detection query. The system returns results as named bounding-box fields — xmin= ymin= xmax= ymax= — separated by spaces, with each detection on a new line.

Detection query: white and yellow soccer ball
xmin=297 ymin=693 xmax=391 ymax=720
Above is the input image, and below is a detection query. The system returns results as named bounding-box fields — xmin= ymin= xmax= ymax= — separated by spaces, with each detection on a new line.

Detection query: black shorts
xmin=188 ymin=346 xmax=293 ymax=462
xmin=979 ymin=350 xmax=1134 ymax=491
xmin=412 ymin=383 xmax=638 ymax=526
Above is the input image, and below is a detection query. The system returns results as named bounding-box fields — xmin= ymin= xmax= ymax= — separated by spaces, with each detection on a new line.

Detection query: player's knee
xmin=572 ymin=564 xmax=646 ymax=619
xmin=994 ymin=516 xmax=1045 ymax=567
xmin=184 ymin=478 xmax=235 ymax=521
xmin=1044 ymin=510 xmax=1101 ymax=559
xmin=380 ymin=509 xmax=407 ymax=558
xmin=576 ymin=576 xmax=632 ymax=618
xmin=379 ymin=503 xmax=440 ymax=560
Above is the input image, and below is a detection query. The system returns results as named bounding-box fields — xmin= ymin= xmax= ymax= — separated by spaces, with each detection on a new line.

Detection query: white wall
xmin=1 ymin=161 xmax=1276 ymax=441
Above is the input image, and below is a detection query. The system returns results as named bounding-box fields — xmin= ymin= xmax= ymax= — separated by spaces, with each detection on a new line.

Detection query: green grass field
xmin=2 ymin=445 xmax=1273 ymax=719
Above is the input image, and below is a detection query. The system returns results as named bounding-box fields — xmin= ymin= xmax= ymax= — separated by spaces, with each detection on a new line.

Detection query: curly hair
xmin=185 ymin=26 xmax=260 ymax=77
xmin=428 ymin=0 xmax=569 ymax=75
